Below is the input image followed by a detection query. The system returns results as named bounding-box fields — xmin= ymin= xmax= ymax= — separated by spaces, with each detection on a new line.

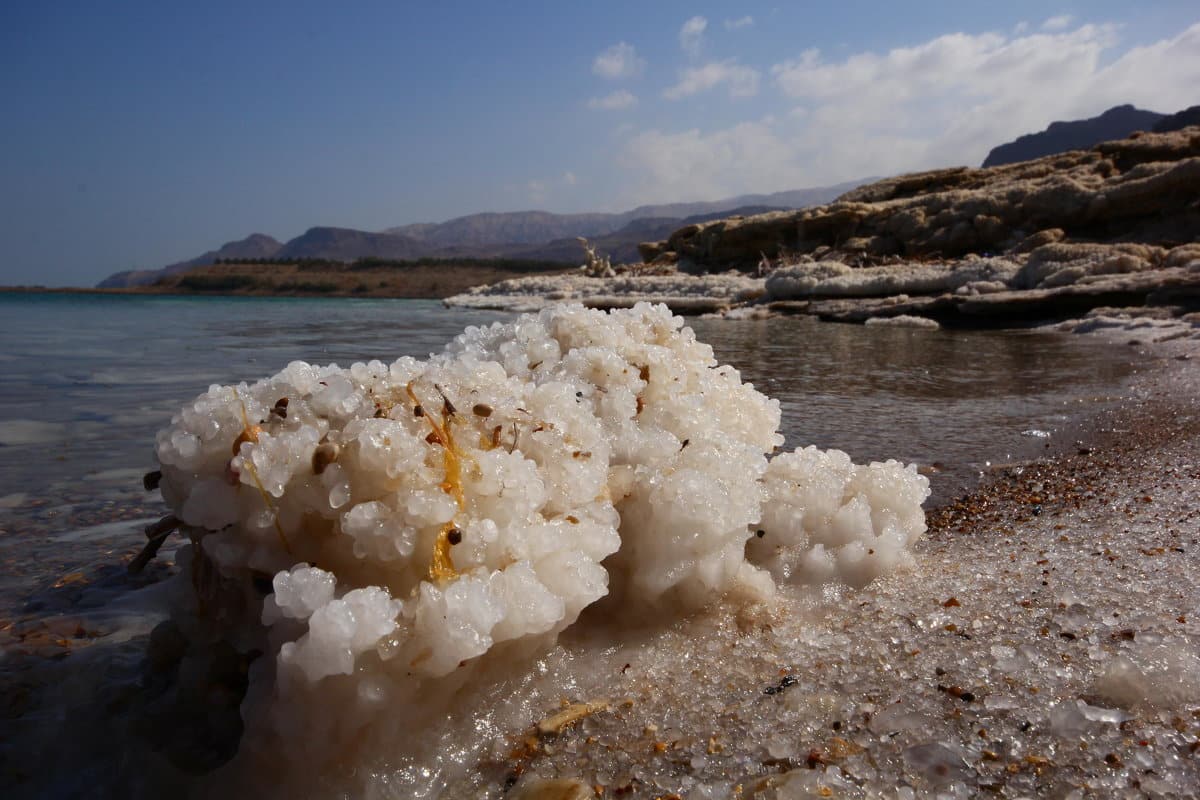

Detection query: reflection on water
xmin=0 ymin=294 xmax=1134 ymax=602
xmin=690 ymin=315 xmax=1132 ymax=476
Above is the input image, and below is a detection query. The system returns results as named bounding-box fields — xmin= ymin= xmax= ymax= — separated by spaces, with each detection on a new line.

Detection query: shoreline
xmin=438 ymin=334 xmax=1200 ymax=797
xmin=90 ymin=368 xmax=1200 ymax=798
xmin=1 ymin=321 xmax=1197 ymax=798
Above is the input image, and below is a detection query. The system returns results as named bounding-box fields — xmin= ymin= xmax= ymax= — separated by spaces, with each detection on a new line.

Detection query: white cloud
xmin=1013 ymin=21 xmax=1030 ymax=34
xmin=664 ymin=61 xmax=761 ymax=99
xmin=679 ymin=16 xmax=707 ymax=58
xmin=1042 ymin=15 xmax=1074 ymax=31
xmin=563 ymin=171 xmax=577 ymax=186
xmin=724 ymin=16 xmax=754 ymax=30
xmin=592 ymin=42 xmax=645 ymax=79
xmin=587 ymin=89 xmax=638 ymax=110
xmin=618 ymin=22 xmax=1200 ymax=203
xmin=620 ymin=121 xmax=803 ymax=201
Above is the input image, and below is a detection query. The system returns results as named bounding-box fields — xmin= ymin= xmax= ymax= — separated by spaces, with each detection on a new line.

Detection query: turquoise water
xmin=0 ymin=292 xmax=1135 ymax=604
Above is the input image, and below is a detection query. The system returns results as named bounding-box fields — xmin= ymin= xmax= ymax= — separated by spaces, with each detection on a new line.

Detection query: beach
xmin=6 ymin=4 xmax=1200 ymax=796
xmin=422 ymin=334 xmax=1200 ymax=799
xmin=0 ymin=298 xmax=1196 ymax=798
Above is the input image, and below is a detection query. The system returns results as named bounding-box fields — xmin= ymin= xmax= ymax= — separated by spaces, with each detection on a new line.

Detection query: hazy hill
xmin=620 ymin=183 xmax=867 ymax=221
xmin=96 ymin=233 xmax=282 ymax=288
xmin=981 ymin=104 xmax=1165 ymax=167
xmin=383 ymin=182 xmax=864 ymax=251
xmin=501 ymin=205 xmax=789 ymax=264
xmin=274 ymin=227 xmax=426 ymax=261
xmin=97 ymin=181 xmax=862 ymax=287
xmin=386 ymin=211 xmax=621 ymax=247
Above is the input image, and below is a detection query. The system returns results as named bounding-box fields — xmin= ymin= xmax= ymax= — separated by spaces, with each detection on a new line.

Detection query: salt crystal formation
xmin=153 ymin=303 xmax=928 ymax=780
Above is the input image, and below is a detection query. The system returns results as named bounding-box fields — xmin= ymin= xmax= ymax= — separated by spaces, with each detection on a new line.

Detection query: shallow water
xmin=0 ymin=292 xmax=1155 ymax=797
xmin=0 ymin=293 xmax=1136 ymax=607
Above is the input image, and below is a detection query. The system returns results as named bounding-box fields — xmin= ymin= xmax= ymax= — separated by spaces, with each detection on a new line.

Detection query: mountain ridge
xmin=981 ymin=104 xmax=1166 ymax=168
xmin=96 ymin=233 xmax=283 ymax=289
xmin=97 ymin=182 xmax=864 ymax=288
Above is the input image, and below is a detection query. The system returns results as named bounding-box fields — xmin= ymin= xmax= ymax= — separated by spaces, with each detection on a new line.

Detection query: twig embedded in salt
xmin=535 ymin=700 xmax=612 ymax=736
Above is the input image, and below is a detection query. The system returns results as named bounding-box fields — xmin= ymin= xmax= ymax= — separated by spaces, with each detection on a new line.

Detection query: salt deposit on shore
xmin=429 ymin=336 xmax=1200 ymax=799
xmin=4 ymin=308 xmax=1197 ymax=800
xmin=444 ymin=272 xmax=765 ymax=314
xmin=443 ymin=245 xmax=1200 ymax=334
xmin=148 ymin=303 xmax=928 ymax=796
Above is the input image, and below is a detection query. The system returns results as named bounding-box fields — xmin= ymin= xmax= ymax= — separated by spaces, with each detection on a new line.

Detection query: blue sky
xmin=2 ymin=1 xmax=1198 ymax=286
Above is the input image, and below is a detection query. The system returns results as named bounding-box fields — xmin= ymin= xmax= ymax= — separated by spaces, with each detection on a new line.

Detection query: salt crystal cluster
xmin=153 ymin=303 xmax=928 ymax=766
xmin=749 ymin=446 xmax=929 ymax=588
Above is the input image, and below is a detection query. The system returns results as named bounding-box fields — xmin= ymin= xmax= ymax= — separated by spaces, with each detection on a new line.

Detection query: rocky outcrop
xmin=760 ymin=244 xmax=1200 ymax=325
xmin=641 ymin=127 xmax=1200 ymax=273
xmin=981 ymin=104 xmax=1165 ymax=167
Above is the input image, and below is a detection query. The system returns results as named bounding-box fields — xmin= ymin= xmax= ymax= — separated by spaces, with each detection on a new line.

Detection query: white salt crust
xmin=153 ymin=303 xmax=928 ymax=787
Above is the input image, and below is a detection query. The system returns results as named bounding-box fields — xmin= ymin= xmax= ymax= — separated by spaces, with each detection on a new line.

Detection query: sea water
xmin=0 ymin=292 xmax=1134 ymax=609
xmin=0 ymin=292 xmax=1145 ymax=796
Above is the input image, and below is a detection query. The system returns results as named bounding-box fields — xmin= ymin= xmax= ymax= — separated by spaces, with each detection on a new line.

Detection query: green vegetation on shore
xmin=148 ymin=256 xmax=578 ymax=299
xmin=212 ymin=256 xmax=574 ymax=273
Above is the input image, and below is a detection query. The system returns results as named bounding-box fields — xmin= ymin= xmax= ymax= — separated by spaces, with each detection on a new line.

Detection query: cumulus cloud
xmin=593 ymin=42 xmax=645 ymax=79
xmin=724 ymin=16 xmax=754 ymax=30
xmin=771 ymin=22 xmax=1200 ymax=156
xmin=617 ymin=22 xmax=1200 ymax=204
xmin=588 ymin=90 xmax=638 ymax=110
xmin=664 ymin=61 xmax=760 ymax=99
xmin=1042 ymin=15 xmax=1074 ymax=31
xmin=679 ymin=16 xmax=707 ymax=58
xmin=619 ymin=121 xmax=802 ymax=201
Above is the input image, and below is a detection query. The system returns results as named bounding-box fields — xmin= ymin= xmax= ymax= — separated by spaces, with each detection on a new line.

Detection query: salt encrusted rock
xmin=444 ymin=272 xmax=764 ymax=314
xmin=153 ymin=303 xmax=929 ymax=776
xmin=764 ymin=259 xmax=1019 ymax=300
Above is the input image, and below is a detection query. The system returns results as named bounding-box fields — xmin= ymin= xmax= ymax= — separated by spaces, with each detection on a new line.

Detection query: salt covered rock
xmin=443 ymin=272 xmax=764 ymax=314
xmin=152 ymin=303 xmax=929 ymax=784
xmin=764 ymin=258 xmax=1018 ymax=300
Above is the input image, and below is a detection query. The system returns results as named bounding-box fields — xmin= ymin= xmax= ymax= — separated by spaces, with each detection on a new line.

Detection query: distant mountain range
xmin=98 ymin=233 xmax=284 ymax=289
xmin=981 ymin=104 xmax=1166 ymax=167
xmin=96 ymin=183 xmax=864 ymax=288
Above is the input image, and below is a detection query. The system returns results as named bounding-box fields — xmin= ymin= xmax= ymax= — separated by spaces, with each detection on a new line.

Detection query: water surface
xmin=0 ymin=293 xmax=1134 ymax=606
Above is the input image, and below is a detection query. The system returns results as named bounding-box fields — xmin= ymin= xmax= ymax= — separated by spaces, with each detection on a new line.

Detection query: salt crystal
xmin=150 ymin=304 xmax=932 ymax=795
xmin=901 ymin=742 xmax=972 ymax=785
